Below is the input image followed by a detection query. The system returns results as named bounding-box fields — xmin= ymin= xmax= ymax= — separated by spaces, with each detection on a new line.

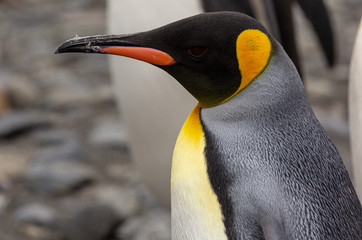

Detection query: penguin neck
xmin=204 ymin=45 xmax=307 ymax=123
xmin=170 ymin=105 xmax=227 ymax=240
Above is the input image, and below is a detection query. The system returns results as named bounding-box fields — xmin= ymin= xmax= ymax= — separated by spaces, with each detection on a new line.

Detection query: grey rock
xmin=32 ymin=140 xmax=84 ymax=164
xmin=0 ymin=194 xmax=8 ymax=212
xmin=0 ymin=84 xmax=10 ymax=115
xmin=0 ymin=180 xmax=9 ymax=212
xmin=25 ymin=161 xmax=96 ymax=195
xmin=56 ymin=204 xmax=119 ymax=240
xmin=0 ymin=111 xmax=49 ymax=138
xmin=22 ymin=225 xmax=56 ymax=240
xmin=14 ymin=203 xmax=55 ymax=227
xmin=0 ymin=216 xmax=45 ymax=240
xmin=89 ymin=119 xmax=128 ymax=148
xmin=41 ymin=68 xmax=112 ymax=109
xmin=5 ymin=75 xmax=41 ymax=108
xmin=33 ymin=129 xmax=77 ymax=146
xmin=0 ymin=179 xmax=8 ymax=192
xmin=116 ymin=210 xmax=171 ymax=240
xmin=88 ymin=185 xmax=141 ymax=219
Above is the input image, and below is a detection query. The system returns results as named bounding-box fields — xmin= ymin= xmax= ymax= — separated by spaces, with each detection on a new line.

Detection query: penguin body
xmin=200 ymin=43 xmax=361 ymax=238
xmin=171 ymin=31 xmax=361 ymax=238
xmin=56 ymin=12 xmax=362 ymax=239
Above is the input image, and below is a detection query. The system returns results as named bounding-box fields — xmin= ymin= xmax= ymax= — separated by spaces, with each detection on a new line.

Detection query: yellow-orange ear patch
xmin=237 ymin=29 xmax=271 ymax=89
xmin=223 ymin=29 xmax=271 ymax=103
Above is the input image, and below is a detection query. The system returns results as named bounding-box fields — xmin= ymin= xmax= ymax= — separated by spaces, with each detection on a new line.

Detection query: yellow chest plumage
xmin=171 ymin=105 xmax=227 ymax=240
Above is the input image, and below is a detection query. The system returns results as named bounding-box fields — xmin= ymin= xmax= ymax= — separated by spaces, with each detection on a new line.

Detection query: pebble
xmin=32 ymin=140 xmax=84 ymax=164
xmin=0 ymin=194 xmax=8 ymax=212
xmin=14 ymin=203 xmax=55 ymax=227
xmin=87 ymin=184 xmax=141 ymax=219
xmin=0 ymin=85 xmax=10 ymax=115
xmin=5 ymin=75 xmax=41 ymax=109
xmin=116 ymin=210 xmax=171 ymax=240
xmin=22 ymin=225 xmax=56 ymax=240
xmin=32 ymin=129 xmax=77 ymax=147
xmin=0 ymin=110 xmax=49 ymax=138
xmin=25 ymin=161 xmax=96 ymax=195
xmin=89 ymin=118 xmax=128 ymax=148
xmin=56 ymin=204 xmax=119 ymax=240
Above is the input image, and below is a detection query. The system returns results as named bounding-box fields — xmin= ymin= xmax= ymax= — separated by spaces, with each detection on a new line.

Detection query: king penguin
xmin=56 ymin=12 xmax=362 ymax=239
xmin=106 ymin=0 xmax=337 ymax=208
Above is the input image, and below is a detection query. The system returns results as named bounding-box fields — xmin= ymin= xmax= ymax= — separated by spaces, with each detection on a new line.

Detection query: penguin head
xmin=56 ymin=12 xmax=273 ymax=107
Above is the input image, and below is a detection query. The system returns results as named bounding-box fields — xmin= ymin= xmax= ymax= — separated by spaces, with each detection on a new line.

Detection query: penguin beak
xmin=55 ymin=34 xmax=176 ymax=66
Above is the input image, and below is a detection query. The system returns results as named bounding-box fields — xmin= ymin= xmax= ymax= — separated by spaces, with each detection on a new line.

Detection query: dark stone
xmin=89 ymin=119 xmax=128 ymax=148
xmin=32 ymin=129 xmax=77 ymax=147
xmin=25 ymin=161 xmax=96 ymax=195
xmin=116 ymin=210 xmax=171 ymax=240
xmin=88 ymin=185 xmax=141 ymax=219
xmin=0 ymin=111 xmax=49 ymax=138
xmin=14 ymin=203 xmax=55 ymax=227
xmin=32 ymin=140 xmax=84 ymax=164
xmin=56 ymin=204 xmax=119 ymax=240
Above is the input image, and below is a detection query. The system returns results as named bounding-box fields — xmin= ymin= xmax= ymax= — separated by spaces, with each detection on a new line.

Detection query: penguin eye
xmin=187 ymin=46 xmax=208 ymax=57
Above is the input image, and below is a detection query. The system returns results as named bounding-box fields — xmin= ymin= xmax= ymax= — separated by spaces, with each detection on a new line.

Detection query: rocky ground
xmin=0 ymin=1 xmax=170 ymax=240
xmin=0 ymin=0 xmax=360 ymax=240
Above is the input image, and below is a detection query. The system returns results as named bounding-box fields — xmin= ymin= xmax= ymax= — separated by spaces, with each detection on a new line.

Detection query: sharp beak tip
xmin=54 ymin=41 xmax=70 ymax=54
xmin=54 ymin=47 xmax=61 ymax=54
xmin=54 ymin=41 xmax=95 ymax=55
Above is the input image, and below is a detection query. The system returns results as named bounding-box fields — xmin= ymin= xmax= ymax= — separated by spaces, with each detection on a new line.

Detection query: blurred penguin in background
xmin=349 ymin=18 xmax=362 ymax=200
xmin=107 ymin=0 xmax=201 ymax=208
xmin=106 ymin=0 xmax=336 ymax=207
xmin=201 ymin=0 xmax=335 ymax=77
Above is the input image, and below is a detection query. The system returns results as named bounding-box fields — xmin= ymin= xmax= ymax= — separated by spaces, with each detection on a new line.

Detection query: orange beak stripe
xmin=98 ymin=46 xmax=176 ymax=66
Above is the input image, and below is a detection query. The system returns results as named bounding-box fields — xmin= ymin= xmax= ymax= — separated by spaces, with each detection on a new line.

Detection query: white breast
xmin=171 ymin=106 xmax=227 ymax=240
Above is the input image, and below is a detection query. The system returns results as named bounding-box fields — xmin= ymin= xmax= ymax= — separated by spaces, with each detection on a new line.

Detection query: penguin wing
xmin=296 ymin=0 xmax=335 ymax=66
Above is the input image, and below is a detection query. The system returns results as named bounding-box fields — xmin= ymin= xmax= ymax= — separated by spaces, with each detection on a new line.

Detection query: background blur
xmin=0 ymin=0 xmax=361 ymax=240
